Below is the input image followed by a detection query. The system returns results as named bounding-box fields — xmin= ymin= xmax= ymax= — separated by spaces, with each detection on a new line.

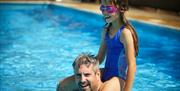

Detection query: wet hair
xmin=102 ymin=0 xmax=138 ymax=56
xmin=72 ymin=53 xmax=99 ymax=72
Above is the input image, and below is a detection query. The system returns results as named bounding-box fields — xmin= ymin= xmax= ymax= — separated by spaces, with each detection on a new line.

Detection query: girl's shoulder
xmin=121 ymin=27 xmax=132 ymax=36
xmin=120 ymin=27 xmax=133 ymax=43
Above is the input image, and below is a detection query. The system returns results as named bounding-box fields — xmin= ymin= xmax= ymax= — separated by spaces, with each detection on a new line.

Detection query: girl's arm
xmin=96 ymin=30 xmax=107 ymax=64
xmin=120 ymin=28 xmax=136 ymax=91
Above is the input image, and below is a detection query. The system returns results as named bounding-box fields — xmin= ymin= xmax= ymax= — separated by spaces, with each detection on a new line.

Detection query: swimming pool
xmin=0 ymin=3 xmax=180 ymax=91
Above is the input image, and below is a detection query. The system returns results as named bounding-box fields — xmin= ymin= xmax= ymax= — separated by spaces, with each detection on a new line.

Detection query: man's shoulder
xmin=100 ymin=77 xmax=120 ymax=91
xmin=104 ymin=77 xmax=120 ymax=85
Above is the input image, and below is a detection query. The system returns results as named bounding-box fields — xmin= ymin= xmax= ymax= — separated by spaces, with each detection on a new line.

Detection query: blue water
xmin=0 ymin=3 xmax=180 ymax=91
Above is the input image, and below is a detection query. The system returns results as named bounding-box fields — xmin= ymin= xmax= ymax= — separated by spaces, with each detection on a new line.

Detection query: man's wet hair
xmin=72 ymin=53 xmax=99 ymax=72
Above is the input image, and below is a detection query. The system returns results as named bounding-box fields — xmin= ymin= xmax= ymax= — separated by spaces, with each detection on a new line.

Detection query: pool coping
xmin=1 ymin=1 xmax=180 ymax=30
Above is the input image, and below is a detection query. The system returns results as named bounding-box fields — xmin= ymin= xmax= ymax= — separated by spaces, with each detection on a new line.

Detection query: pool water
xmin=0 ymin=3 xmax=180 ymax=91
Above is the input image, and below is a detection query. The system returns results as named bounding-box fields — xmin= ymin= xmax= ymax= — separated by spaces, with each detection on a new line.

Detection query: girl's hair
xmin=103 ymin=0 xmax=138 ymax=56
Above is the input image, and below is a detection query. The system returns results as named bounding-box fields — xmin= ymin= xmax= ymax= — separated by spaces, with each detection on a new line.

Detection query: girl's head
xmin=100 ymin=0 xmax=118 ymax=23
xmin=100 ymin=0 xmax=128 ymax=23
xmin=100 ymin=0 xmax=129 ymax=12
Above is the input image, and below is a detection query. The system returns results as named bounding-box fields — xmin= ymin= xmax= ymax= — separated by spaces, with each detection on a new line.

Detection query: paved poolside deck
xmin=1 ymin=0 xmax=180 ymax=30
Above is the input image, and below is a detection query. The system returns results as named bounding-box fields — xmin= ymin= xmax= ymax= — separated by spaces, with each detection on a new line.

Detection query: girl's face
xmin=100 ymin=0 xmax=119 ymax=23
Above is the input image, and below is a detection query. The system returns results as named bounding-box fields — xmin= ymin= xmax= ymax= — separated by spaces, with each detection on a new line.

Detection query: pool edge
xmin=1 ymin=1 xmax=179 ymax=30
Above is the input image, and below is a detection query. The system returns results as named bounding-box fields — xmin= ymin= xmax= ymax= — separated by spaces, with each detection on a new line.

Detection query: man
xmin=57 ymin=53 xmax=121 ymax=91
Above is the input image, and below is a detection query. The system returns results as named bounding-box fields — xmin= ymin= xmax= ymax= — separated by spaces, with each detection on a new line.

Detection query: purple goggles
xmin=100 ymin=5 xmax=118 ymax=13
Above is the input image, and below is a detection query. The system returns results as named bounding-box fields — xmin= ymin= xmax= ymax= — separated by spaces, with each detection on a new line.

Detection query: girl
xmin=96 ymin=0 xmax=138 ymax=90
xmin=57 ymin=0 xmax=138 ymax=91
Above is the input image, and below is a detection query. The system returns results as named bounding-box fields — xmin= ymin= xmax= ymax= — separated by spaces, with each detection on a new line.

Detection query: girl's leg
xmin=119 ymin=78 xmax=125 ymax=91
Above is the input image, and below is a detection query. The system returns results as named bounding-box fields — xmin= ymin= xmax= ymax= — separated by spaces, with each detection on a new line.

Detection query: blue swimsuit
xmin=102 ymin=24 xmax=128 ymax=81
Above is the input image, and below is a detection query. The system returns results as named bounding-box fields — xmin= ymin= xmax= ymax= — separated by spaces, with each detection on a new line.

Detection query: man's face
xmin=74 ymin=64 xmax=100 ymax=91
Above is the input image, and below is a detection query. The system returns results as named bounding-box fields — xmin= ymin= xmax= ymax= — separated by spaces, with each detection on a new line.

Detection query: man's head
xmin=72 ymin=53 xmax=101 ymax=91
